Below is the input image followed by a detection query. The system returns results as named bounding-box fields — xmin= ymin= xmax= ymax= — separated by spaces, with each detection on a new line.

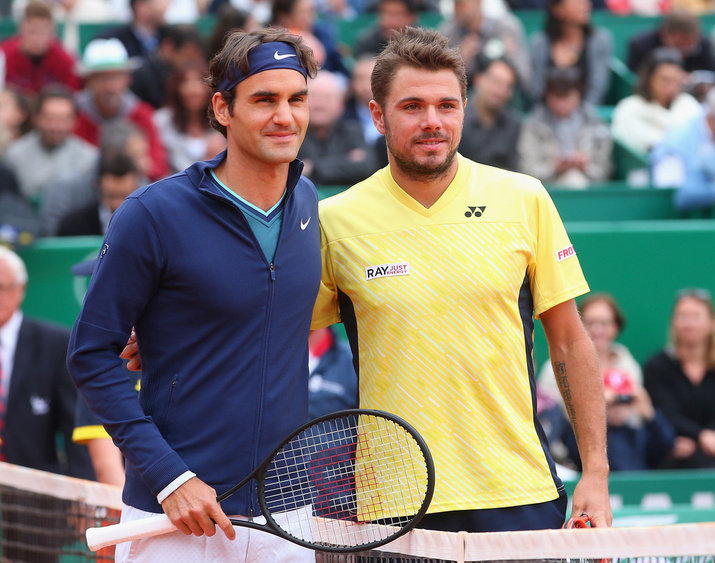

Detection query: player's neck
xmin=215 ymin=153 xmax=290 ymax=211
xmin=389 ymin=159 xmax=458 ymax=209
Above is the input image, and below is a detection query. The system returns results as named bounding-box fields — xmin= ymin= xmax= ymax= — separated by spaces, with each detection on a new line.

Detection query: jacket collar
xmin=188 ymin=150 xmax=306 ymax=203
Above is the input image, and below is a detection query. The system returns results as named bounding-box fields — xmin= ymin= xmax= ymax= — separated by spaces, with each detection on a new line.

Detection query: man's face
xmin=19 ymin=16 xmax=54 ymax=57
xmin=474 ymin=61 xmax=516 ymax=113
xmin=378 ymin=0 xmax=415 ymax=38
xmin=135 ymin=0 xmax=169 ymax=27
xmin=213 ymin=68 xmax=309 ymax=169
xmin=370 ymin=66 xmax=464 ymax=181
xmin=453 ymin=0 xmax=481 ymax=26
xmin=308 ymin=75 xmax=344 ymax=130
xmin=662 ymin=30 xmax=699 ymax=57
xmin=87 ymin=70 xmax=132 ymax=117
xmin=100 ymin=172 xmax=140 ymax=213
xmin=0 ymin=259 xmax=25 ymax=328
xmin=35 ymin=97 xmax=76 ymax=148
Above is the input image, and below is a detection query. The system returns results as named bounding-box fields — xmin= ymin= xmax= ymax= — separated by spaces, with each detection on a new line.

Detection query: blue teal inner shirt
xmin=210 ymin=169 xmax=284 ymax=262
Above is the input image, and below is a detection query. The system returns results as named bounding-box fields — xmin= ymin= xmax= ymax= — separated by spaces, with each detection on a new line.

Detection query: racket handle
xmin=86 ymin=513 xmax=178 ymax=551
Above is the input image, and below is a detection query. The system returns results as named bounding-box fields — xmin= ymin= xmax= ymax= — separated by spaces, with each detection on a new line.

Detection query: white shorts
xmin=114 ymin=504 xmax=315 ymax=563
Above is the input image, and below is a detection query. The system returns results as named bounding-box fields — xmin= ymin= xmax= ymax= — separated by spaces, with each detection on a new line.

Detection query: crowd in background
xmin=0 ymin=0 xmax=714 ymax=483
xmin=0 ymin=0 xmax=714 ymax=242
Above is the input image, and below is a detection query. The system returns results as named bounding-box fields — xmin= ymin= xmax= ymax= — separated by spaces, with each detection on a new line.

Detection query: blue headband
xmin=217 ymin=42 xmax=308 ymax=92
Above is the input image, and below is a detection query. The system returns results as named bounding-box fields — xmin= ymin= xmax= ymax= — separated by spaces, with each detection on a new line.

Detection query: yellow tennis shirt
xmin=312 ymin=155 xmax=589 ymax=514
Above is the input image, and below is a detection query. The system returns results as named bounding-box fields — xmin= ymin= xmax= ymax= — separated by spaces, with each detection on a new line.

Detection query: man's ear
xmin=212 ymin=92 xmax=231 ymax=127
xmin=369 ymin=100 xmax=386 ymax=135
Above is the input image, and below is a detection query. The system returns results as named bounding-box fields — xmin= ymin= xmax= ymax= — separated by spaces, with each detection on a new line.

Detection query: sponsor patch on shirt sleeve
xmin=365 ymin=263 xmax=410 ymax=281
xmin=555 ymin=245 xmax=576 ymax=262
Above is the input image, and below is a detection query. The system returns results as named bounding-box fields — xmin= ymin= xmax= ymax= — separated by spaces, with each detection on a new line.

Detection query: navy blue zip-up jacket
xmin=67 ymin=152 xmax=322 ymax=516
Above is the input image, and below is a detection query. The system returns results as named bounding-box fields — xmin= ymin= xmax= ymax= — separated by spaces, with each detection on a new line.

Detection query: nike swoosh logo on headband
xmin=274 ymin=51 xmax=297 ymax=60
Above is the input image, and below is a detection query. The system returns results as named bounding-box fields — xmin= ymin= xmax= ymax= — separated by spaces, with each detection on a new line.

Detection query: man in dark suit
xmin=0 ymin=245 xmax=93 ymax=479
xmin=94 ymin=0 xmax=168 ymax=59
xmin=626 ymin=9 xmax=715 ymax=75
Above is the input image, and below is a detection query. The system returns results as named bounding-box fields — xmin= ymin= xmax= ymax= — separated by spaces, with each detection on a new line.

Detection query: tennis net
xmin=2 ymin=460 xmax=714 ymax=563
xmin=0 ymin=461 xmax=122 ymax=562
xmin=317 ymin=521 xmax=715 ymax=563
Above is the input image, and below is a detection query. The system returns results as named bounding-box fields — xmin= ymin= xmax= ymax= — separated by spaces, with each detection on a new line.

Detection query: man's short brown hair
xmin=370 ymin=26 xmax=467 ymax=110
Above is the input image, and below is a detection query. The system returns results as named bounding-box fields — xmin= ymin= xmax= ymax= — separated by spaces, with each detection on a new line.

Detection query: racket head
xmin=253 ymin=408 xmax=435 ymax=553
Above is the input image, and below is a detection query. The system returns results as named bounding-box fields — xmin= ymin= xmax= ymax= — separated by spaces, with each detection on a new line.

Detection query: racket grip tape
xmin=86 ymin=513 xmax=178 ymax=551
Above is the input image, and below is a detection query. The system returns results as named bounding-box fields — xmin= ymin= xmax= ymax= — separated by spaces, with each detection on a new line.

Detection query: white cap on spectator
xmin=79 ymin=38 xmax=139 ymax=76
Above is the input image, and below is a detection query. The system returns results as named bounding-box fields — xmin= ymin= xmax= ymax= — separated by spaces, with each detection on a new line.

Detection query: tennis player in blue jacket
xmin=67 ymin=29 xmax=321 ymax=562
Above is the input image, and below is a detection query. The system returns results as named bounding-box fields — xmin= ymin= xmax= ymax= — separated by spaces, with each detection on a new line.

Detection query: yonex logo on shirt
xmin=555 ymin=245 xmax=576 ymax=262
xmin=365 ymin=263 xmax=410 ymax=281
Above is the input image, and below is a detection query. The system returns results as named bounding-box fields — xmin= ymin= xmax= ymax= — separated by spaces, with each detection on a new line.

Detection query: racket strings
xmin=262 ymin=414 xmax=431 ymax=548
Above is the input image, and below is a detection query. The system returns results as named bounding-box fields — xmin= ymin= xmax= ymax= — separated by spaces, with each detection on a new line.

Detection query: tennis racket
xmin=86 ymin=408 xmax=435 ymax=553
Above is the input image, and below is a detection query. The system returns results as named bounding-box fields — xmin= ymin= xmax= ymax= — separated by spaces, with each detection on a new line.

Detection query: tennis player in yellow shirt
xmin=311 ymin=26 xmax=612 ymax=533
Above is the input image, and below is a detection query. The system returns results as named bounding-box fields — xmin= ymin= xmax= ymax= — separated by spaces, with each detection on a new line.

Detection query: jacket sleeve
xmin=67 ymin=197 xmax=190 ymax=497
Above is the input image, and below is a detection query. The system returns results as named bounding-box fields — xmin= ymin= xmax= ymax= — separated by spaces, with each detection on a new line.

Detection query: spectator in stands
xmin=612 ymin=47 xmax=701 ymax=157
xmin=626 ymin=9 xmax=715 ymax=76
xmin=56 ymin=151 xmax=140 ymax=236
xmin=685 ymin=70 xmax=715 ymax=103
xmin=459 ymin=54 xmax=521 ymax=171
xmin=438 ymin=0 xmax=530 ymax=86
xmin=131 ymin=24 xmax=206 ymax=110
xmin=94 ymin=0 xmax=169 ymax=58
xmin=518 ymin=67 xmax=611 ymax=188
xmin=540 ymin=293 xmax=643 ymax=410
xmin=644 ymin=288 xmax=715 ymax=469
xmin=299 ymin=70 xmax=378 ymax=186
xmin=0 ymin=246 xmax=93 ymax=478
xmin=40 ymin=120 xmax=151 ymax=236
xmin=529 ymin=0 xmax=613 ymax=106
xmin=308 ymin=327 xmax=358 ymax=419
xmin=204 ymin=4 xmax=259 ymax=61
xmin=651 ymin=88 xmax=715 ymax=214
xmin=75 ymin=38 xmax=169 ymax=182
xmin=153 ymin=60 xmax=226 ymax=174
xmin=343 ymin=55 xmax=382 ymax=150
xmin=353 ymin=0 xmax=418 ymax=57
xmin=271 ymin=0 xmax=350 ymax=81
xmin=2 ymin=85 xmax=97 ymax=206
xmin=538 ymin=292 xmax=647 ymax=468
xmin=600 ymin=369 xmax=674 ymax=471
xmin=0 ymin=0 xmax=81 ymax=96
xmin=0 ymin=87 xmax=32 ymax=154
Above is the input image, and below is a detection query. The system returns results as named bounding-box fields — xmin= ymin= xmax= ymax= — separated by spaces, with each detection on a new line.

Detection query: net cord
xmin=364 ymin=523 xmax=715 ymax=562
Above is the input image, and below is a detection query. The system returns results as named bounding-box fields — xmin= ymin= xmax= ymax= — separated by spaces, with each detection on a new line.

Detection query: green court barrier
xmin=16 ymin=219 xmax=715 ymax=371
xmin=18 ymin=236 xmax=103 ymax=329
xmin=534 ymin=220 xmax=715 ymax=369
xmin=562 ymin=469 xmax=715 ymax=525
